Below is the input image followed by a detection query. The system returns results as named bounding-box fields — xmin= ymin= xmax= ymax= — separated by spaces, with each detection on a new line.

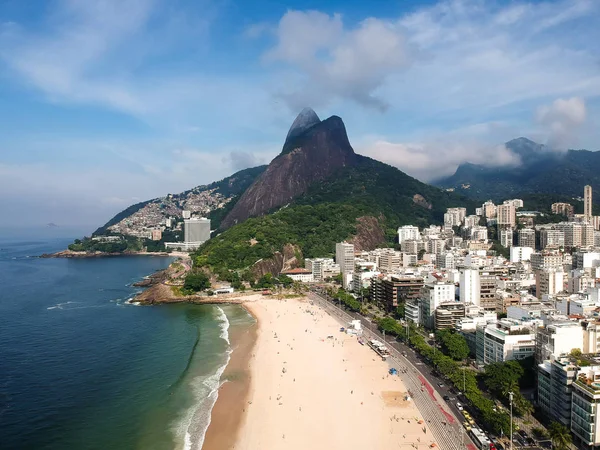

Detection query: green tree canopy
xmin=183 ymin=272 xmax=211 ymax=292
xmin=437 ymin=330 xmax=470 ymax=360
xmin=548 ymin=421 xmax=572 ymax=450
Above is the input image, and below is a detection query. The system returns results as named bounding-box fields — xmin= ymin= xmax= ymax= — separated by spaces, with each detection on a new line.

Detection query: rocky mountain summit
xmin=220 ymin=108 xmax=358 ymax=229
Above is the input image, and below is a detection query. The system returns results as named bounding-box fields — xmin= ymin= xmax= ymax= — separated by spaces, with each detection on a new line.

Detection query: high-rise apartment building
xmin=539 ymin=227 xmax=565 ymax=249
xmin=460 ymin=269 xmax=480 ymax=306
xmin=536 ymin=269 xmax=565 ymax=299
xmin=552 ymin=202 xmax=574 ymax=218
xmin=497 ymin=203 xmax=516 ymax=228
xmin=518 ymin=228 xmax=536 ymax=248
xmin=184 ymin=218 xmax=211 ymax=243
xmin=499 ymin=228 xmax=514 ymax=248
xmin=584 ymin=185 xmax=593 ymax=220
xmin=335 ymin=242 xmax=355 ymax=278
xmin=482 ymin=200 xmax=497 ymax=219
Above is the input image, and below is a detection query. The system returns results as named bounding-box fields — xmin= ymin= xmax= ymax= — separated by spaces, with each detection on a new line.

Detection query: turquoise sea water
xmin=0 ymin=236 xmax=253 ymax=450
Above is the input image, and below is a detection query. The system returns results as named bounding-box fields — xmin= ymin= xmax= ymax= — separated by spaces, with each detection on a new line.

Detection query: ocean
xmin=0 ymin=235 xmax=253 ymax=450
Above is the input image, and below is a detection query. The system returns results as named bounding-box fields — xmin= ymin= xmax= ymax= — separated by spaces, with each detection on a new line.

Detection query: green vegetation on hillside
xmin=195 ymin=202 xmax=365 ymax=272
xmin=69 ymin=238 xmax=129 ymax=253
xmin=67 ymin=235 xmax=173 ymax=254
xmin=183 ymin=272 xmax=211 ymax=294
xmin=194 ymin=156 xmax=474 ymax=273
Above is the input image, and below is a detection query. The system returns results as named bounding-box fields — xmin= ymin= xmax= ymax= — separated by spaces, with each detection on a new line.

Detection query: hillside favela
xmin=2 ymin=2 xmax=600 ymax=450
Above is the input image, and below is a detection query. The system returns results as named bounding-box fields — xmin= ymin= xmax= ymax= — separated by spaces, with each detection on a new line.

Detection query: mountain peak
xmin=221 ymin=109 xmax=358 ymax=229
xmin=285 ymin=107 xmax=321 ymax=142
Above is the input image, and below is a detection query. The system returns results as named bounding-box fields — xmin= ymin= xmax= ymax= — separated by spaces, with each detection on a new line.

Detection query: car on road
xmin=456 ymin=402 xmax=463 ymax=411
xmin=437 ymin=382 xmax=444 ymax=388
xmin=443 ymin=395 xmax=450 ymax=401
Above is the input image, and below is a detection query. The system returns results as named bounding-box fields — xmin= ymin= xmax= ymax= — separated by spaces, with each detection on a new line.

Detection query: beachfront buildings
xmin=370 ymin=274 xmax=424 ymax=311
xmin=476 ymin=319 xmax=536 ymax=365
xmin=420 ymin=281 xmax=455 ymax=328
xmin=336 ymin=242 xmax=355 ymax=288
xmin=572 ymin=367 xmax=600 ymax=447
xmin=281 ymin=268 xmax=314 ymax=283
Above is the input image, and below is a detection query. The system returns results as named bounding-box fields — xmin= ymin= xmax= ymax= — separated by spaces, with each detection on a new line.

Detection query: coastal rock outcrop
xmin=251 ymin=243 xmax=303 ymax=277
xmin=347 ymin=216 xmax=387 ymax=252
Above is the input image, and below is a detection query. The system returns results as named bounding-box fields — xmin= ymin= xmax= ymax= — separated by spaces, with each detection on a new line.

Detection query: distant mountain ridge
xmin=435 ymin=137 xmax=600 ymax=201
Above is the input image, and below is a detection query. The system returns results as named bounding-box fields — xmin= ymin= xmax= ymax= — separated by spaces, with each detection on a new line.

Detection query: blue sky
xmin=1 ymin=0 xmax=599 ymax=231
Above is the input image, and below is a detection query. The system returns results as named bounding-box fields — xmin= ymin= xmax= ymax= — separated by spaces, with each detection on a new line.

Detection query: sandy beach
xmin=203 ymin=296 xmax=434 ymax=450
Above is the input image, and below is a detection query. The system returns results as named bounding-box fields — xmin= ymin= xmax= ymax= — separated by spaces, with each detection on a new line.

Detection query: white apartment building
xmin=464 ymin=215 xmax=480 ymax=229
xmin=574 ymin=252 xmax=600 ymax=270
xmin=476 ymin=319 xmax=536 ymax=365
xmin=510 ymin=246 xmax=534 ymax=263
xmin=535 ymin=321 xmax=584 ymax=363
xmin=500 ymin=228 xmax=514 ymax=248
xmin=378 ymin=250 xmax=402 ymax=272
xmin=536 ymin=269 xmax=565 ymax=299
xmin=438 ymin=253 xmax=455 ymax=270
xmin=482 ymin=200 xmax=497 ymax=219
xmin=505 ymin=199 xmax=524 ymax=209
xmin=460 ymin=268 xmax=481 ymax=306
xmin=470 ymin=226 xmax=488 ymax=242
xmin=398 ymin=225 xmax=420 ymax=244
xmin=336 ymin=242 xmax=355 ymax=288
xmin=420 ymin=281 xmax=456 ymax=328
xmin=531 ymin=252 xmax=564 ymax=271
xmin=569 ymin=272 xmax=596 ymax=294
xmin=571 ymin=367 xmax=600 ymax=447
xmin=352 ymin=270 xmax=380 ymax=292
xmin=427 ymin=238 xmax=446 ymax=255
xmin=305 ymin=258 xmax=338 ymax=282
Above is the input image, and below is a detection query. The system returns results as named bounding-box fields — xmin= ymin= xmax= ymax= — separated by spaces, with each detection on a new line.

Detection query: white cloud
xmin=258 ymin=0 xmax=600 ymax=123
xmin=358 ymin=138 xmax=521 ymax=182
xmin=263 ymin=11 xmax=412 ymax=111
xmin=535 ymin=97 xmax=587 ymax=148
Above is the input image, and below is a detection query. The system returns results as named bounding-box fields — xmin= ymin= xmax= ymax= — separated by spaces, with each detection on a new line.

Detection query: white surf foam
xmin=178 ymin=307 xmax=233 ymax=450
xmin=215 ymin=306 xmax=231 ymax=345
xmin=46 ymin=301 xmax=77 ymax=310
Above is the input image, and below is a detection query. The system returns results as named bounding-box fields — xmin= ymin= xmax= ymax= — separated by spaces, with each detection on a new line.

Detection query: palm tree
xmin=548 ymin=421 xmax=572 ymax=450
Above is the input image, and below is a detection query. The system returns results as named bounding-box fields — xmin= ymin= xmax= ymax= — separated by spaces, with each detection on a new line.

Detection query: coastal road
xmin=308 ymin=290 xmax=474 ymax=450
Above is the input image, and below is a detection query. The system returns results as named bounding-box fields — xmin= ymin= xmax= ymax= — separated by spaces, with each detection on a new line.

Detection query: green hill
xmin=195 ymin=155 xmax=474 ymax=274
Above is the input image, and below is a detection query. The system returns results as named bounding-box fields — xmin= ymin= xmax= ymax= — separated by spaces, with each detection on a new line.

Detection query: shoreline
xmin=201 ymin=306 xmax=258 ymax=450
xmin=224 ymin=297 xmax=434 ymax=449
xmin=39 ymin=249 xmax=178 ymax=258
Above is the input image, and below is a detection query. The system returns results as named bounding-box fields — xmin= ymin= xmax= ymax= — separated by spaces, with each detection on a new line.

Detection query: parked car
xmin=456 ymin=402 xmax=464 ymax=411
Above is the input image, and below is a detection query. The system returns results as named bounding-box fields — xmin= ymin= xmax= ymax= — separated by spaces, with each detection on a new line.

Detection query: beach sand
xmin=201 ymin=311 xmax=257 ymax=450
xmin=204 ymin=296 xmax=434 ymax=450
